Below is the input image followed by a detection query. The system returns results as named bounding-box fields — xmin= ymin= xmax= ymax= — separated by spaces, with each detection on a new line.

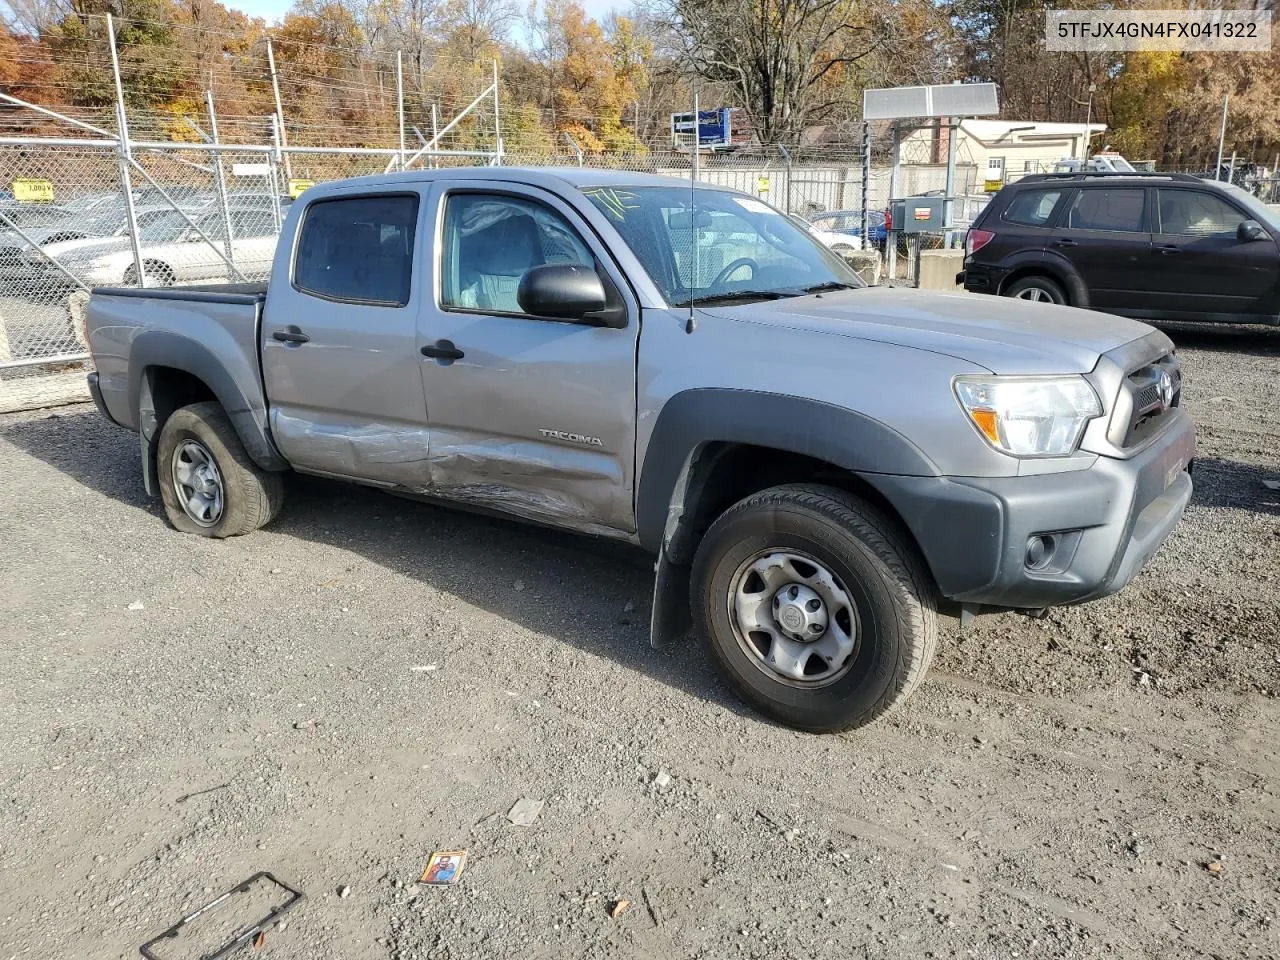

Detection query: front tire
xmin=1004 ymin=275 xmax=1067 ymax=304
xmin=156 ymin=401 xmax=283 ymax=538
xmin=691 ymin=484 xmax=937 ymax=732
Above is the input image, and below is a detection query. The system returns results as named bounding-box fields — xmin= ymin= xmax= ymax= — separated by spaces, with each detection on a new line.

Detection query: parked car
xmin=83 ymin=168 xmax=1194 ymax=733
xmin=0 ymin=203 xmax=78 ymax=263
xmin=960 ymin=172 xmax=1280 ymax=324
xmin=59 ymin=206 xmax=278 ymax=287
xmin=808 ymin=209 xmax=887 ymax=250
xmin=788 ymin=213 xmax=864 ymax=257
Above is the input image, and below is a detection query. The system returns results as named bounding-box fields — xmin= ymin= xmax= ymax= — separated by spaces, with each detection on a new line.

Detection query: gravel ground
xmin=0 ymin=323 xmax=1277 ymax=960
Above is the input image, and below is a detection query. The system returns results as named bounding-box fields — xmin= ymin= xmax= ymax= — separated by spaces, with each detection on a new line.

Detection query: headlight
xmin=954 ymin=375 xmax=1102 ymax=457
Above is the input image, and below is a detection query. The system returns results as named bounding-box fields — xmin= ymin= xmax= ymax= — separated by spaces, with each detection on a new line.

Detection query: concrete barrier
xmin=843 ymin=249 xmax=882 ymax=286
xmin=917 ymin=249 xmax=964 ymax=291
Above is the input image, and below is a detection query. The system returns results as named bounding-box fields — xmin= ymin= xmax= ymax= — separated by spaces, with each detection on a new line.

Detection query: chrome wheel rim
xmin=727 ymin=550 xmax=859 ymax=687
xmin=1014 ymin=286 xmax=1052 ymax=302
xmin=172 ymin=440 xmax=224 ymax=527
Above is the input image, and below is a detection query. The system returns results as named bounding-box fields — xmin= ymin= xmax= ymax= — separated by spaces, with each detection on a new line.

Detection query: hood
xmin=716 ymin=287 xmax=1156 ymax=374
xmin=0 ymin=225 xmax=87 ymax=250
xmin=44 ymin=236 xmax=131 ymax=261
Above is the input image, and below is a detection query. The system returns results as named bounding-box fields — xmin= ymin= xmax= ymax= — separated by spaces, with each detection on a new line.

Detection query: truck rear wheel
xmin=156 ymin=401 xmax=283 ymax=538
xmin=691 ymin=484 xmax=937 ymax=732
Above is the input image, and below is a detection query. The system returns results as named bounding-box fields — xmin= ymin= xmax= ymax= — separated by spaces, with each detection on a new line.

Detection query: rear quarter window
xmin=294 ymin=194 xmax=419 ymax=306
xmin=1002 ymin=189 xmax=1064 ymax=227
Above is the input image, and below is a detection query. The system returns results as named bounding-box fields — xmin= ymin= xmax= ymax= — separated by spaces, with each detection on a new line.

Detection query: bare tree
xmin=652 ymin=0 xmax=891 ymax=144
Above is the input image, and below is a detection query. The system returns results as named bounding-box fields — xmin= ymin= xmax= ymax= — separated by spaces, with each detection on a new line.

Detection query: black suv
xmin=960 ymin=172 xmax=1280 ymax=324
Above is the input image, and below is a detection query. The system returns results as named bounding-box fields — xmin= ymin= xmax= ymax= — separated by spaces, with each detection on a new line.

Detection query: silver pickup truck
xmin=84 ymin=168 xmax=1196 ymax=732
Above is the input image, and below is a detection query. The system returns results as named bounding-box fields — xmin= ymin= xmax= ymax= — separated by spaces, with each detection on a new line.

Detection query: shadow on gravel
xmin=1190 ymin=456 xmax=1280 ymax=517
xmin=1153 ymin=321 xmax=1280 ymax=357
xmin=1 ymin=408 xmax=747 ymax=718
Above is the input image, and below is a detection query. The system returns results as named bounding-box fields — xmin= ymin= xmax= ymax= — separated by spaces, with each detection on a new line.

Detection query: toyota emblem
xmin=1157 ymin=369 xmax=1174 ymax=411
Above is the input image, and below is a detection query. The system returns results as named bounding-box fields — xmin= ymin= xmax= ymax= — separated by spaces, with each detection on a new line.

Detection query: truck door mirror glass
xmin=1237 ymin=219 xmax=1267 ymax=242
xmin=517 ymin=263 xmax=612 ymax=323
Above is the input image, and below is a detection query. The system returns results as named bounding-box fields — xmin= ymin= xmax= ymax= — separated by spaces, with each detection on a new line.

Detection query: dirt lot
xmin=1 ymin=324 xmax=1277 ymax=960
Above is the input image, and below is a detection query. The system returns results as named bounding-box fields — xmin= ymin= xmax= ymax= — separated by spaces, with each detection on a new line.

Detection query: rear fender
xmin=130 ymin=331 xmax=286 ymax=494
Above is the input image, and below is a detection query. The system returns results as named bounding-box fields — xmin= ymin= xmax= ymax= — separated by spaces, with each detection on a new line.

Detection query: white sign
xmin=232 ymin=163 xmax=271 ymax=177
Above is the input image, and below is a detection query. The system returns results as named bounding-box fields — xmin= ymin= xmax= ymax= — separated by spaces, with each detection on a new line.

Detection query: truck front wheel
xmin=156 ymin=401 xmax=284 ymax=538
xmin=691 ymin=484 xmax=937 ymax=732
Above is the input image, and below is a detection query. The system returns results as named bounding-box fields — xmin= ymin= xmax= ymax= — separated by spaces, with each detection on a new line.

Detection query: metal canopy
xmin=863 ymin=83 xmax=999 ymax=121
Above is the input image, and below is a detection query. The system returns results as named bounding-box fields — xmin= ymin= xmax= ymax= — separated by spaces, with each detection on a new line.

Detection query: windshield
xmin=83 ymin=210 xmax=129 ymax=237
xmin=0 ymin=205 xmax=68 ymax=229
xmin=139 ymin=211 xmax=192 ymax=245
xmin=581 ymin=185 xmax=863 ymax=306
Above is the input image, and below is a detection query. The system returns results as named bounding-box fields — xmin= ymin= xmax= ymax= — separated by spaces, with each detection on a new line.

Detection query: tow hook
xmin=1017 ymin=607 xmax=1050 ymax=620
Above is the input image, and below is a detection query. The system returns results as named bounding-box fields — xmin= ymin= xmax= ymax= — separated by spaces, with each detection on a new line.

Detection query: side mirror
xmin=1237 ymin=219 xmax=1267 ymax=242
xmin=517 ymin=263 xmax=623 ymax=327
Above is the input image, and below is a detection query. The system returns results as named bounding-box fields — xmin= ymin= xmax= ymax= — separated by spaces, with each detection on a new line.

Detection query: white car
xmin=788 ymin=214 xmax=864 ymax=258
xmin=57 ymin=207 xmax=278 ymax=287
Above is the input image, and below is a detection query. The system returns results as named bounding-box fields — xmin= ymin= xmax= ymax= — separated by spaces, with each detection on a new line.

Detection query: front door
xmin=1145 ymin=187 xmax=1280 ymax=320
xmin=1048 ymin=186 xmax=1152 ymax=312
xmin=417 ymin=182 xmax=639 ymax=535
xmin=260 ymin=191 xmax=431 ymax=488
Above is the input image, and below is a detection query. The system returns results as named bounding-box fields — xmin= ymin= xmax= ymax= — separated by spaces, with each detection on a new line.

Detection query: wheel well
xmin=667 ymin=442 xmax=915 ymax=566
xmin=146 ymin=366 xmax=216 ymax=433
xmin=998 ymin=267 xmax=1070 ymax=302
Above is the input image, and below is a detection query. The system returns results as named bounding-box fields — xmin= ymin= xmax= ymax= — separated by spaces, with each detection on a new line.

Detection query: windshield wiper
xmin=802 ymin=281 xmax=860 ymax=294
xmin=675 ymin=290 xmax=800 ymax=307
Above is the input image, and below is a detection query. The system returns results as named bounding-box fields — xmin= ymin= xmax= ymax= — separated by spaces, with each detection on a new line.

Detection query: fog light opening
xmin=1025 ymin=534 xmax=1058 ymax=571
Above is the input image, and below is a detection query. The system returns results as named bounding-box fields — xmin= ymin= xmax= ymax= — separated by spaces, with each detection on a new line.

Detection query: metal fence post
xmin=492 ymin=58 xmax=502 ymax=164
xmin=887 ymin=121 xmax=899 ymax=280
xmin=860 ymin=121 xmax=871 ymax=256
xmin=205 ymin=91 xmax=236 ymax=273
xmin=396 ymin=51 xmax=406 ymax=172
xmin=778 ymin=143 xmax=793 ymax=214
xmin=944 ymin=117 xmax=958 ymax=248
xmin=107 ymin=14 xmax=146 ymax=287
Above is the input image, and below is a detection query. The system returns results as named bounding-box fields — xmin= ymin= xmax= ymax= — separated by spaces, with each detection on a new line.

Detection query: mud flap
xmin=649 ymin=545 xmax=692 ymax=648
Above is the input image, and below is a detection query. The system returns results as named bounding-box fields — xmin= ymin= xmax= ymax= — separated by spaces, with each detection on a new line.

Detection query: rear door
xmin=1147 ymin=187 xmax=1280 ymax=319
xmin=260 ymin=191 xmax=431 ymax=488
xmin=417 ymin=180 xmax=639 ymax=535
xmin=1048 ymin=186 xmax=1153 ymax=312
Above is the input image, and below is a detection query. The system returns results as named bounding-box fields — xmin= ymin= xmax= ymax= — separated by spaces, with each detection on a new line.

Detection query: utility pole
xmin=492 ymin=59 xmax=502 ymax=163
xmin=1216 ymin=94 xmax=1229 ymax=181
xmin=267 ymin=38 xmax=293 ymax=181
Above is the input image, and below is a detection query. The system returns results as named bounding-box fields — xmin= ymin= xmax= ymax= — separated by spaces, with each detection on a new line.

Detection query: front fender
xmin=635 ymin=388 xmax=940 ymax=558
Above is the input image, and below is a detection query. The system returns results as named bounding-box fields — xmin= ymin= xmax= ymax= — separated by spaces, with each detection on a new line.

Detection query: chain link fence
xmin=0 ymin=132 xmax=988 ymax=408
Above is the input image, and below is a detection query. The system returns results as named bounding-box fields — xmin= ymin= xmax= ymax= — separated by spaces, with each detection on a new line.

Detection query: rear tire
xmin=156 ymin=401 xmax=283 ymax=538
xmin=1004 ymin=275 xmax=1067 ymax=305
xmin=691 ymin=484 xmax=937 ymax=732
xmin=124 ymin=261 xmax=175 ymax=288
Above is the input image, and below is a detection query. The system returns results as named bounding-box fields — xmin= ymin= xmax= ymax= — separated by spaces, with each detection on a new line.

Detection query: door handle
xmin=272 ymin=326 xmax=310 ymax=345
xmin=420 ymin=339 xmax=465 ymax=361
xmin=1050 ymin=238 xmax=1078 ymax=248
xmin=1155 ymin=244 xmax=1180 ymax=255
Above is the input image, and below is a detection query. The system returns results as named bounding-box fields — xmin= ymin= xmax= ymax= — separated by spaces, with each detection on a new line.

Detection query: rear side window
xmin=1065 ymin=188 xmax=1146 ymax=233
xmin=294 ymin=194 xmax=419 ymax=306
xmin=1003 ymin=189 xmax=1063 ymax=227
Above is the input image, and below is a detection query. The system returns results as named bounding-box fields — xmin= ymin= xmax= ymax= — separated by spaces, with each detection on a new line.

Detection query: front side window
xmin=1065 ymin=188 xmax=1146 ymax=233
xmin=440 ymin=193 xmax=595 ymax=315
xmin=1003 ymin=189 xmax=1063 ymax=227
xmin=582 ymin=186 xmax=862 ymax=306
xmin=1157 ymin=190 xmax=1245 ymax=237
xmin=294 ymin=194 xmax=418 ymax=306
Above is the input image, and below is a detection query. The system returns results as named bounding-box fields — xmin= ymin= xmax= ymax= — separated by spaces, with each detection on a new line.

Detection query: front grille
xmin=1121 ymin=354 xmax=1181 ymax=447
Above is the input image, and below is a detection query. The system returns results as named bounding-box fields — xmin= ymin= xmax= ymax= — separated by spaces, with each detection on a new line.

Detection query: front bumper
xmin=865 ymin=409 xmax=1196 ymax=609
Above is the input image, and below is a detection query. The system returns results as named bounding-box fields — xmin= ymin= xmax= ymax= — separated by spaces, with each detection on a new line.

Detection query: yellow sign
xmin=288 ymin=178 xmax=315 ymax=200
xmin=11 ymin=178 xmax=55 ymax=203
xmin=983 ymin=179 xmax=1003 ymax=193
xmin=757 ymin=175 xmax=770 ymax=194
